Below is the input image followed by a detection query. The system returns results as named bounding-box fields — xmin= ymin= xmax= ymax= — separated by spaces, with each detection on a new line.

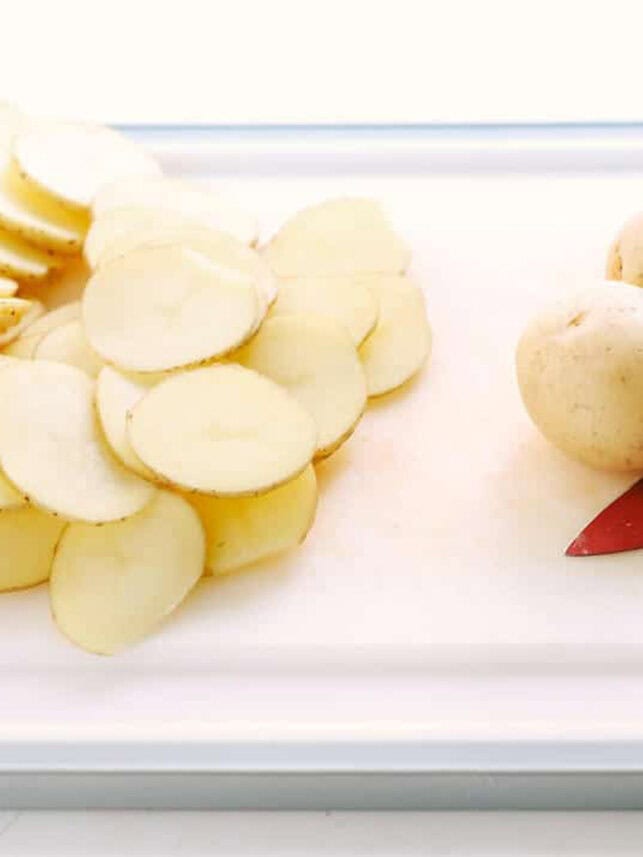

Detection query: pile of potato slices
xmin=0 ymin=102 xmax=431 ymax=654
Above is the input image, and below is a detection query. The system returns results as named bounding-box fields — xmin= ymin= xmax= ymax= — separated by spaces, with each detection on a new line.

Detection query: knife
xmin=566 ymin=477 xmax=643 ymax=556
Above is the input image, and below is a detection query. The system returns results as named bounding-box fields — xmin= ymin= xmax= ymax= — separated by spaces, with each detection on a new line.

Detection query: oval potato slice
xmin=0 ymin=297 xmax=35 ymax=334
xmin=0 ymin=276 xmax=18 ymax=297
xmin=264 ymin=197 xmax=410 ymax=277
xmin=83 ymin=245 xmax=259 ymax=373
xmin=0 ymin=227 xmax=61 ymax=283
xmin=0 ymin=154 xmax=86 ymax=254
xmin=0 ymin=505 xmax=65 ymax=591
xmin=189 ymin=465 xmax=317 ymax=576
xmin=0 ymin=299 xmax=44 ymax=348
xmin=35 ymin=319 xmax=104 ymax=377
xmin=96 ymin=367 xmax=155 ymax=479
xmin=23 ymin=300 xmax=81 ymax=339
xmin=93 ymin=176 xmax=257 ymax=246
xmin=50 ymin=490 xmax=204 ymax=655
xmin=0 ymin=361 xmax=153 ymax=522
xmin=13 ymin=122 xmax=162 ymax=212
xmin=358 ymin=275 xmax=432 ymax=397
xmin=270 ymin=274 xmax=378 ymax=345
xmin=238 ymin=315 xmax=366 ymax=458
xmin=3 ymin=333 xmax=40 ymax=358
xmin=128 ymin=364 xmax=317 ymax=495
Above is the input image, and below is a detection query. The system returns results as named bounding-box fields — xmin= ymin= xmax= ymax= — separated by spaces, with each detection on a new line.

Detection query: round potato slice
xmin=13 ymin=122 xmax=162 ymax=212
xmin=359 ymin=275 xmax=431 ymax=397
xmin=270 ymin=274 xmax=378 ymax=345
xmin=0 ymin=505 xmax=65 ymax=592
xmin=96 ymin=367 xmax=155 ymax=479
xmin=35 ymin=319 xmax=104 ymax=377
xmin=83 ymin=244 xmax=259 ymax=373
xmin=0 ymin=276 xmax=18 ymax=297
xmin=128 ymin=364 xmax=317 ymax=495
xmin=0 ymin=228 xmax=61 ymax=283
xmin=0 ymin=361 xmax=153 ymax=522
xmin=93 ymin=177 xmax=257 ymax=246
xmin=23 ymin=300 xmax=81 ymax=338
xmin=189 ymin=465 xmax=317 ymax=576
xmin=86 ymin=215 xmax=276 ymax=310
xmin=0 ymin=299 xmax=44 ymax=348
xmin=50 ymin=490 xmax=204 ymax=655
xmin=264 ymin=197 xmax=410 ymax=277
xmin=0 ymin=154 xmax=86 ymax=254
xmin=238 ymin=315 xmax=366 ymax=458
xmin=0 ymin=297 xmax=35 ymax=335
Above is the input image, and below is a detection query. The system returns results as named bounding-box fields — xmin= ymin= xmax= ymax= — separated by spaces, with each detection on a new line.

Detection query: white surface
xmin=0 ymin=812 xmax=643 ymax=856
xmin=0 ymin=0 xmax=643 ymax=124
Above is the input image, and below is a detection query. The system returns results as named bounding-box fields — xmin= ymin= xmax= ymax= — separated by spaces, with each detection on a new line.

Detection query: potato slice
xmin=359 ymin=275 xmax=431 ymax=396
xmin=93 ymin=177 xmax=258 ymax=245
xmin=0 ymin=361 xmax=153 ymax=522
xmin=23 ymin=300 xmax=81 ymax=338
xmin=0 ymin=227 xmax=61 ymax=282
xmin=238 ymin=315 xmax=366 ymax=458
xmin=86 ymin=215 xmax=276 ymax=310
xmin=0 ymin=299 xmax=43 ymax=347
xmin=35 ymin=319 xmax=103 ymax=377
xmin=265 ymin=197 xmax=410 ymax=277
xmin=0 ymin=276 xmax=18 ymax=297
xmin=83 ymin=244 xmax=258 ymax=372
xmin=0 ymin=505 xmax=65 ymax=591
xmin=3 ymin=333 xmax=40 ymax=358
xmin=270 ymin=274 xmax=378 ymax=345
xmin=0 ymin=153 xmax=86 ymax=254
xmin=189 ymin=465 xmax=317 ymax=575
xmin=13 ymin=122 xmax=162 ymax=212
xmin=50 ymin=490 xmax=204 ymax=654
xmin=0 ymin=297 xmax=34 ymax=334
xmin=128 ymin=364 xmax=317 ymax=495
xmin=96 ymin=367 xmax=154 ymax=478
xmin=0 ymin=468 xmax=26 ymax=509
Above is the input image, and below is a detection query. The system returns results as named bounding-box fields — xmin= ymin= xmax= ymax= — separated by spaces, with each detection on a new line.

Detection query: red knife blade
xmin=566 ymin=478 xmax=643 ymax=556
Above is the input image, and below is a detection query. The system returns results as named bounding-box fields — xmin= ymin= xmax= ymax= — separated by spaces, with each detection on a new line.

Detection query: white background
xmin=4 ymin=0 xmax=643 ymax=852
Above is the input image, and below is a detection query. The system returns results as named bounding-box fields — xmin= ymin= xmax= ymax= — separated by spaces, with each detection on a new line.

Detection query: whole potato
xmin=606 ymin=213 xmax=643 ymax=286
xmin=516 ymin=281 xmax=643 ymax=471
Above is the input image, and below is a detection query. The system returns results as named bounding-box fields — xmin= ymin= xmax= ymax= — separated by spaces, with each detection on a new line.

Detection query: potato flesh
xmin=128 ymin=364 xmax=317 ymax=495
xmin=0 ymin=297 xmax=34 ymax=334
xmin=0 ymin=468 xmax=26 ymax=509
xmin=0 ymin=300 xmax=44 ymax=347
xmin=96 ymin=367 xmax=154 ymax=478
xmin=0 ymin=227 xmax=60 ymax=282
xmin=0 ymin=505 xmax=65 ymax=591
xmin=13 ymin=122 xmax=162 ymax=211
xmin=0 ymin=361 xmax=153 ymax=521
xmin=0 ymin=154 xmax=85 ymax=254
xmin=264 ymin=197 xmax=410 ymax=277
xmin=83 ymin=244 xmax=259 ymax=372
xmin=0 ymin=276 xmax=18 ymax=297
xmin=35 ymin=319 xmax=104 ymax=377
xmin=271 ymin=274 xmax=378 ymax=345
xmin=93 ymin=176 xmax=258 ymax=245
xmin=238 ymin=315 xmax=366 ymax=458
xmin=3 ymin=333 xmax=40 ymax=358
xmin=190 ymin=465 xmax=317 ymax=575
xmin=50 ymin=490 xmax=205 ymax=654
xmin=359 ymin=275 xmax=431 ymax=396
xmin=516 ymin=281 xmax=643 ymax=471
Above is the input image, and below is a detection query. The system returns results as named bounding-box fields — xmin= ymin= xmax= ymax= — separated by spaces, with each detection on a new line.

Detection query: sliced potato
xmin=128 ymin=364 xmax=317 ymax=495
xmin=3 ymin=333 xmax=40 ymax=358
xmin=96 ymin=367 xmax=154 ymax=478
xmin=189 ymin=464 xmax=317 ymax=576
xmin=35 ymin=319 xmax=103 ymax=376
xmin=93 ymin=176 xmax=257 ymax=245
xmin=50 ymin=490 xmax=204 ymax=654
xmin=83 ymin=244 xmax=258 ymax=372
xmin=0 ymin=505 xmax=65 ymax=591
xmin=0 ymin=154 xmax=86 ymax=254
xmin=0 ymin=227 xmax=61 ymax=282
xmin=0 ymin=361 xmax=153 ymax=522
xmin=0 ymin=276 xmax=18 ymax=297
xmin=13 ymin=122 xmax=162 ymax=212
xmin=265 ymin=197 xmax=410 ymax=277
xmin=359 ymin=275 xmax=431 ymax=396
xmin=86 ymin=216 xmax=276 ymax=310
xmin=23 ymin=300 xmax=81 ymax=338
xmin=238 ymin=315 xmax=366 ymax=458
xmin=0 ymin=299 xmax=44 ymax=347
xmin=0 ymin=468 xmax=26 ymax=509
xmin=270 ymin=274 xmax=378 ymax=345
xmin=0 ymin=297 xmax=35 ymax=334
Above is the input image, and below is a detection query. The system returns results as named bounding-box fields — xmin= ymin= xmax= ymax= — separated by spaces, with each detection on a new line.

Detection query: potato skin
xmin=516 ymin=281 xmax=643 ymax=471
xmin=606 ymin=213 xmax=643 ymax=286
